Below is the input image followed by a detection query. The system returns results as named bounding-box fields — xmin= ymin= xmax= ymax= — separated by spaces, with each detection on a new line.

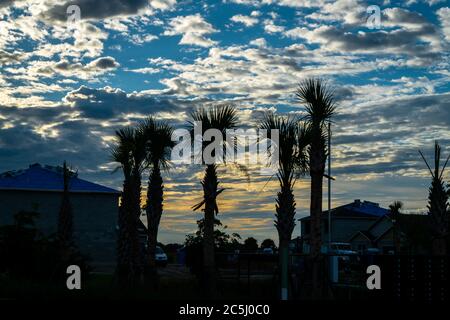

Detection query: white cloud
xmin=164 ymin=14 xmax=217 ymax=47
xmin=437 ymin=7 xmax=450 ymax=42
xmin=230 ymin=14 xmax=259 ymax=27
xmin=263 ymin=19 xmax=284 ymax=33
xmin=249 ymin=38 xmax=267 ymax=47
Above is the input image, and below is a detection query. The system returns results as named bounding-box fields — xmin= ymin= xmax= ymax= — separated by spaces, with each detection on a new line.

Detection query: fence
xmin=215 ymin=252 xmax=450 ymax=301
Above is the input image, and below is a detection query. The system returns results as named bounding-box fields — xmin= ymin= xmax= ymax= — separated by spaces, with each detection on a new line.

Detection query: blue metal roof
xmin=340 ymin=200 xmax=389 ymax=217
xmin=0 ymin=163 xmax=120 ymax=194
xmin=300 ymin=199 xmax=390 ymax=221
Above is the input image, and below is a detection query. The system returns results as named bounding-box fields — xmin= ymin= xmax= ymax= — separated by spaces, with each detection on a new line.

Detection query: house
xmin=0 ymin=163 xmax=120 ymax=267
xmin=349 ymin=214 xmax=395 ymax=253
xmin=350 ymin=213 xmax=433 ymax=254
xmin=299 ymin=199 xmax=390 ymax=253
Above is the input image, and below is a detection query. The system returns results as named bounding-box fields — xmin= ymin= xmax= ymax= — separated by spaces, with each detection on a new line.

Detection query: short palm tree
xmin=189 ymin=105 xmax=238 ymax=296
xmin=419 ymin=141 xmax=449 ymax=256
xmin=260 ymin=113 xmax=309 ymax=300
xmin=140 ymin=117 xmax=174 ymax=284
xmin=57 ymin=161 xmax=74 ymax=256
xmin=112 ymin=127 xmax=147 ymax=285
xmin=389 ymin=201 xmax=403 ymax=254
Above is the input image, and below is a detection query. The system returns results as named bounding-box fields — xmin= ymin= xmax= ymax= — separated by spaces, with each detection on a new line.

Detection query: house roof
xmin=0 ymin=163 xmax=120 ymax=194
xmin=300 ymin=199 xmax=390 ymax=221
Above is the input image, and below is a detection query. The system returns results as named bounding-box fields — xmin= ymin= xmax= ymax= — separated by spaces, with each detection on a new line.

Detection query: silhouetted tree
xmin=260 ymin=113 xmax=309 ymax=300
xmin=296 ymin=78 xmax=336 ymax=297
xmin=419 ymin=141 xmax=449 ymax=255
xmin=389 ymin=201 xmax=403 ymax=254
xmin=57 ymin=161 xmax=74 ymax=254
xmin=112 ymin=127 xmax=146 ymax=286
xmin=243 ymin=237 xmax=258 ymax=251
xmin=140 ymin=117 xmax=174 ymax=285
xmin=261 ymin=239 xmax=276 ymax=249
xmin=189 ymin=105 xmax=238 ymax=297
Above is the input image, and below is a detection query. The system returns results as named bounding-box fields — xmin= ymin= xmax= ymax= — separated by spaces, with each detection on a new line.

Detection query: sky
xmin=0 ymin=0 xmax=449 ymax=244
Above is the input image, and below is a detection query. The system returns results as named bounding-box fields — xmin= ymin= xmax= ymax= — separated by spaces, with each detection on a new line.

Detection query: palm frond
xmin=296 ymin=78 xmax=336 ymax=124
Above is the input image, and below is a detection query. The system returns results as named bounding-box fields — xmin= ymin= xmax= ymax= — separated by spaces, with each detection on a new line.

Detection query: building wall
xmin=0 ymin=190 xmax=118 ymax=267
xmin=329 ymin=218 xmax=378 ymax=242
xmin=350 ymin=233 xmax=372 ymax=252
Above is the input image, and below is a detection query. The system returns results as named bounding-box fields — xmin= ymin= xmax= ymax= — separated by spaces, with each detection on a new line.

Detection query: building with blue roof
xmin=0 ymin=163 xmax=120 ymax=268
xmin=299 ymin=199 xmax=391 ymax=253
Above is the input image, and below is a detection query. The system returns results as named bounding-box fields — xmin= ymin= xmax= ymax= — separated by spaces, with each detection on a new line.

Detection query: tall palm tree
xmin=419 ymin=141 xmax=450 ymax=256
xmin=112 ymin=127 xmax=147 ymax=285
xmin=189 ymin=105 xmax=238 ymax=296
xmin=140 ymin=117 xmax=174 ymax=284
xmin=260 ymin=113 xmax=309 ymax=300
xmin=389 ymin=201 xmax=403 ymax=254
xmin=296 ymin=78 xmax=336 ymax=295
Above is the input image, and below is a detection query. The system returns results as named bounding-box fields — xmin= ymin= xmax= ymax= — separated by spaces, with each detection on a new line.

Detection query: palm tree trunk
xmin=309 ymin=127 xmax=326 ymax=298
xmin=57 ymin=162 xmax=74 ymax=257
xmin=202 ymin=164 xmax=218 ymax=297
xmin=130 ymin=170 xmax=143 ymax=284
xmin=310 ymin=171 xmax=323 ymax=258
xmin=276 ymin=175 xmax=296 ymax=300
xmin=116 ymin=176 xmax=132 ymax=287
xmin=145 ymin=163 xmax=163 ymax=286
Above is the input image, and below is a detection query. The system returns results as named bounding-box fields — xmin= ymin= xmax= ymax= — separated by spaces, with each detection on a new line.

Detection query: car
xmin=155 ymin=246 xmax=168 ymax=267
xmin=262 ymin=247 xmax=274 ymax=255
xmin=327 ymin=242 xmax=357 ymax=261
xmin=364 ymin=248 xmax=381 ymax=255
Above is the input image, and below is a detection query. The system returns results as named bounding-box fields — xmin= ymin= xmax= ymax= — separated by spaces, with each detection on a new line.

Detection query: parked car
xmin=155 ymin=246 xmax=168 ymax=267
xmin=327 ymin=242 xmax=357 ymax=261
xmin=262 ymin=247 xmax=274 ymax=255
xmin=364 ymin=248 xmax=381 ymax=255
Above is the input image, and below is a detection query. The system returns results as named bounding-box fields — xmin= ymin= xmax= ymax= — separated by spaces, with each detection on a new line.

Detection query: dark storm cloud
xmin=317 ymin=25 xmax=437 ymax=52
xmin=64 ymin=85 xmax=185 ymax=119
xmin=44 ymin=0 xmax=150 ymax=21
xmin=0 ymin=108 xmax=105 ymax=168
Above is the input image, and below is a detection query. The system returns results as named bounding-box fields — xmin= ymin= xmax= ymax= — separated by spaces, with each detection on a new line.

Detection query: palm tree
xmin=419 ymin=141 xmax=450 ymax=256
xmin=140 ymin=117 xmax=174 ymax=285
xmin=189 ymin=105 xmax=238 ymax=296
xmin=296 ymin=78 xmax=336 ymax=296
xmin=260 ymin=113 xmax=309 ymax=300
xmin=389 ymin=201 xmax=403 ymax=254
xmin=57 ymin=161 xmax=74 ymax=256
xmin=112 ymin=127 xmax=147 ymax=285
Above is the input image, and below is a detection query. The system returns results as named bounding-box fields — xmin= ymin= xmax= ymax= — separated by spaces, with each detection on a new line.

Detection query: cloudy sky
xmin=0 ymin=0 xmax=449 ymax=244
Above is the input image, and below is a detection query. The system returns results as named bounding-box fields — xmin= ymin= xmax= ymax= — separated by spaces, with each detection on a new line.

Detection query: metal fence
xmin=215 ymin=252 xmax=450 ymax=301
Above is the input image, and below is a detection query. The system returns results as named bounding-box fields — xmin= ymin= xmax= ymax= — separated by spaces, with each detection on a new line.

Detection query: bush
xmin=0 ymin=210 xmax=91 ymax=283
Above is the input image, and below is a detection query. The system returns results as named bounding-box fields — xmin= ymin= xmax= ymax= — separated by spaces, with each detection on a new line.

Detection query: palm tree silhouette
xmin=296 ymin=78 xmax=336 ymax=296
xmin=260 ymin=113 xmax=309 ymax=300
xmin=389 ymin=201 xmax=403 ymax=254
xmin=112 ymin=127 xmax=146 ymax=285
xmin=419 ymin=141 xmax=450 ymax=256
xmin=189 ymin=105 xmax=238 ymax=296
xmin=140 ymin=117 xmax=174 ymax=285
